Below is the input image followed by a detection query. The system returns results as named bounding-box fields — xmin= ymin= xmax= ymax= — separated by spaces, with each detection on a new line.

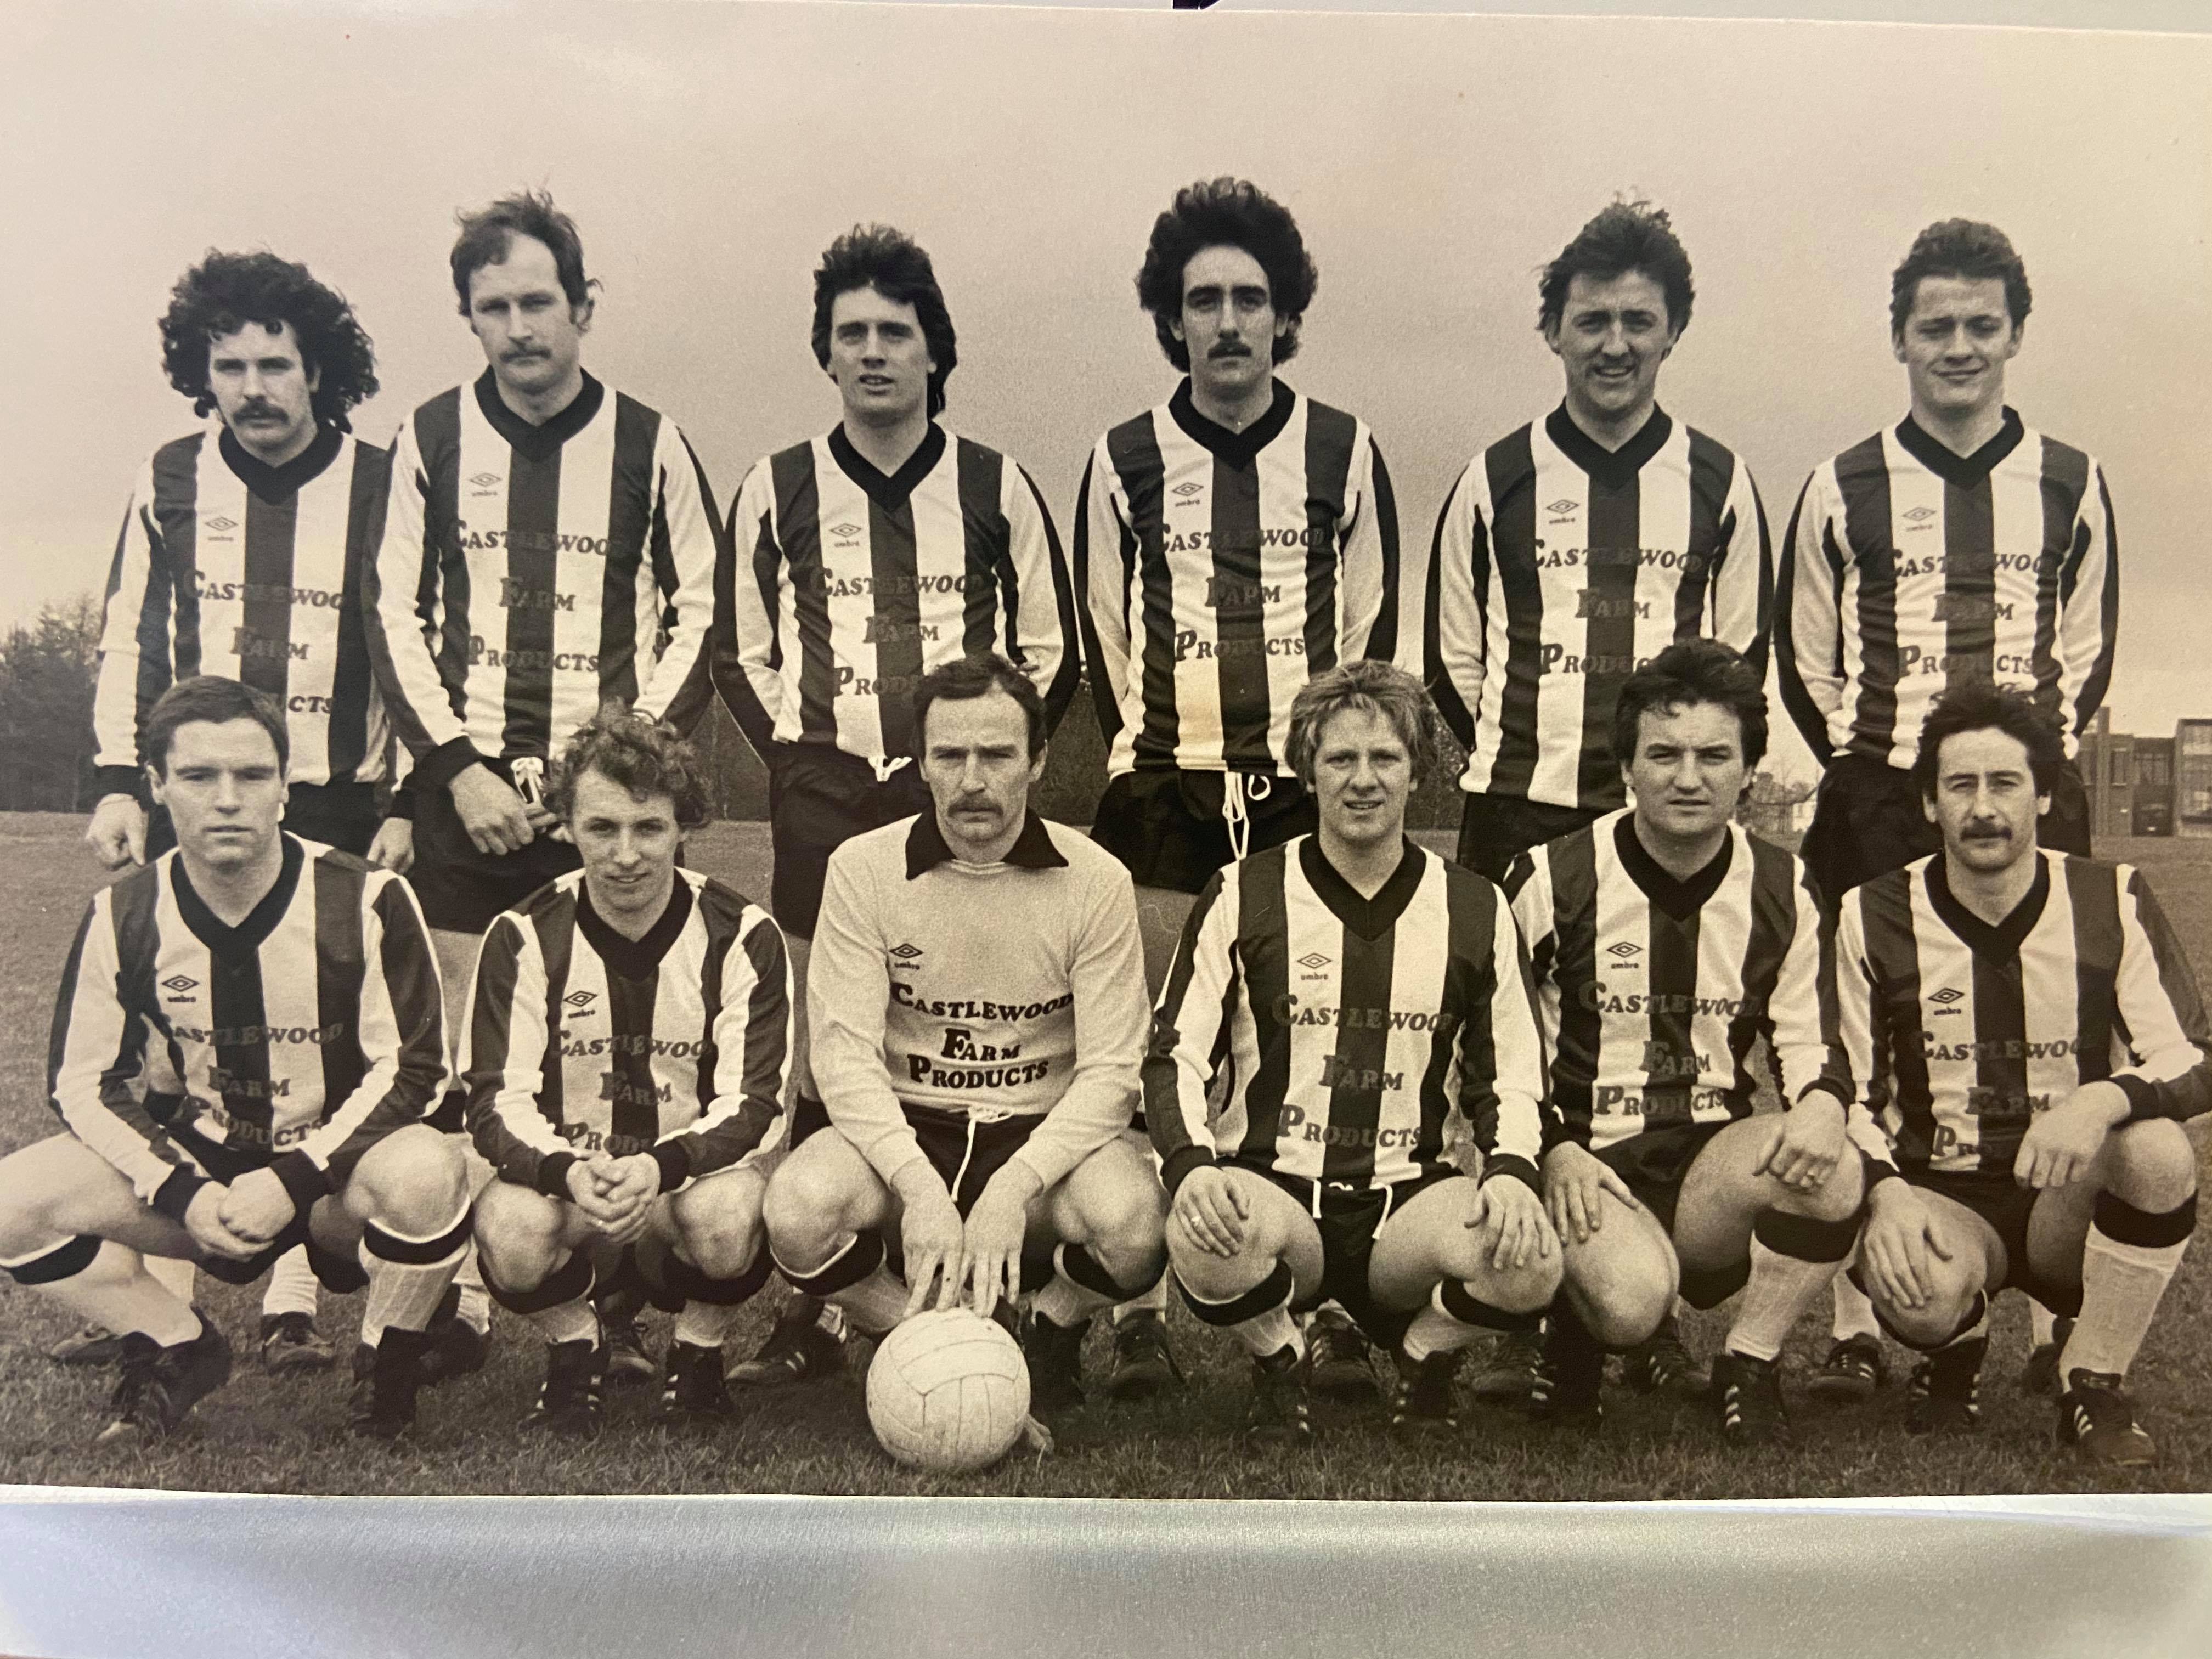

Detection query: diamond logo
xmin=1173 ymin=482 xmax=1204 ymax=498
xmin=830 ymin=522 xmax=863 ymax=539
xmin=161 ymin=974 xmax=199 ymax=994
xmin=889 ymin=943 xmax=923 ymax=961
xmin=1297 ymin=952 xmax=1331 ymax=970
xmin=470 ymin=472 xmax=501 ymax=488
xmin=1929 ymin=986 xmax=1964 ymax=1005
xmin=1903 ymin=506 xmax=1937 ymax=522
xmin=564 ymin=990 xmax=597 ymax=1008
xmin=1546 ymin=499 xmax=1579 ymax=515
xmin=1607 ymin=941 xmax=1641 ymax=959
xmin=203 ymin=516 xmax=236 ymax=533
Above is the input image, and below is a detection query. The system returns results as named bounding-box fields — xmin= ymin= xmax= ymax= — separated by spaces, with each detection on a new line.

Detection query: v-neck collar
xmin=1168 ymin=379 xmax=1295 ymax=471
xmin=1614 ymin=814 xmax=1734 ymax=922
xmin=1894 ymin=407 xmax=2024 ymax=489
xmin=1926 ymin=851 xmax=2049 ymax=960
xmin=1299 ymin=836 xmax=1424 ymax=941
xmin=218 ymin=424 xmax=342 ymax=505
xmin=576 ymin=876 xmax=693 ymax=982
xmin=905 ymin=810 xmax=1067 ymax=879
xmin=1545 ymin=403 xmax=1673 ymax=490
xmin=828 ymin=422 xmax=947 ymax=512
xmin=473 ymin=369 xmax=605 ymax=462
xmin=170 ymin=835 xmax=305 ymax=958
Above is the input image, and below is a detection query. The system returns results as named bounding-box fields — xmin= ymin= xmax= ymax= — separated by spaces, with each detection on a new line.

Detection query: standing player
xmin=1837 ymin=684 xmax=2205 ymax=1465
xmin=77 ymin=250 xmax=413 ymax=1375
xmin=1148 ymin=661 xmax=1560 ymax=1443
xmin=0 ymin=678 xmax=466 ymax=1442
xmin=1776 ymin=221 xmax=2119 ymax=1392
xmin=713 ymin=226 xmax=1079 ymax=1390
xmin=1077 ymin=177 xmax=1406 ymax=1395
xmin=760 ymin=654 xmax=1163 ymax=1417
xmin=1506 ymin=642 xmax=1884 ymax=1441
xmin=464 ymin=713 xmax=792 ymax=1435
xmin=1425 ymin=200 xmax=1770 ymax=1400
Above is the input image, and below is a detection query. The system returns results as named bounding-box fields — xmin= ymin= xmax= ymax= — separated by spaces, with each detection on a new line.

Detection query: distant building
xmin=2080 ymin=710 xmax=2203 ymax=839
xmin=1738 ymin=770 xmax=1813 ymax=843
xmin=2177 ymin=719 xmax=2212 ymax=839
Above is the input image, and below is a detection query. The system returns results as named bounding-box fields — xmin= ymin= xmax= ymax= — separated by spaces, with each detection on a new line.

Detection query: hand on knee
xmin=1167 ymin=1227 xmax=1273 ymax=1304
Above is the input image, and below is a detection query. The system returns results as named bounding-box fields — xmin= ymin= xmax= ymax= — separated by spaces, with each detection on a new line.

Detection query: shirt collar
xmin=1613 ymin=813 xmax=1734 ymax=921
xmin=170 ymin=833 xmax=306 ymax=958
xmin=1167 ymin=378 xmax=1295 ymax=470
xmin=1894 ymin=406 xmax=2025 ymax=489
xmin=575 ymin=874 xmax=694 ymax=981
xmin=1297 ymin=834 xmax=1426 ymax=941
xmin=828 ymin=422 xmax=947 ymax=511
xmin=1926 ymin=848 xmax=2050 ymax=958
xmin=1544 ymin=402 xmax=1673 ymax=489
xmin=473 ymin=369 xmax=605 ymax=461
xmin=905 ymin=810 xmax=1068 ymax=879
xmin=217 ymin=422 xmax=343 ymax=505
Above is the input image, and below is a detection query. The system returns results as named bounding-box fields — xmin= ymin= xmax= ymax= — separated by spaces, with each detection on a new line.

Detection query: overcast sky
xmin=3 ymin=0 xmax=2205 ymax=782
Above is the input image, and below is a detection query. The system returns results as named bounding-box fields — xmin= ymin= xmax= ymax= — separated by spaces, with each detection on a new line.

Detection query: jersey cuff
xmin=1859 ymin=1151 xmax=1902 ymax=1193
xmin=533 ymin=1150 xmax=579 ymax=1200
xmin=1159 ymin=1145 xmax=1216 ymax=1199
xmin=93 ymin=765 xmax=147 ymax=806
xmin=652 ymin=1141 xmax=692 ymax=1193
xmin=151 ymin=1165 xmax=211 ymax=1224
xmin=417 ymin=737 xmax=489 ymax=796
xmin=2113 ymin=1073 xmax=2176 ymax=1124
xmin=1479 ymin=1155 xmax=1541 ymax=1195
xmin=1791 ymin=1081 xmax=1852 ymax=1113
xmin=270 ymin=1150 xmax=330 ymax=1215
xmin=381 ymin=783 xmax=416 ymax=822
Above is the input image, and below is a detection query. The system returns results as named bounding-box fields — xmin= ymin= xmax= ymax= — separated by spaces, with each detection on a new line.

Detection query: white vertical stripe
xmin=1376 ymin=861 xmax=1449 ymax=1186
xmin=1689 ymin=839 xmax=1755 ymax=1125
xmin=1277 ymin=862 xmax=1341 ymax=1183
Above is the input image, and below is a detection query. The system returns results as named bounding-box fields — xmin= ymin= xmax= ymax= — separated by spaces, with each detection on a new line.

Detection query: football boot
xmin=260 ymin=1311 xmax=337 ymax=1375
xmin=1805 ymin=1333 xmax=1887 ymax=1404
xmin=48 ymin=1322 xmax=128 ymax=1368
xmin=2021 ymin=1316 xmax=2075 ymax=1398
xmin=1624 ymin=1313 xmax=1709 ymax=1397
xmin=1711 ymin=1350 xmax=1791 ymax=1446
xmin=1388 ymin=1348 xmax=1463 ymax=1441
xmin=1904 ymin=1336 xmax=1985 ymax=1435
xmin=1245 ymin=1346 xmax=1314 ymax=1446
xmin=728 ymin=1299 xmax=849 ymax=1387
xmin=348 ymin=1328 xmax=431 ymax=1441
xmin=2056 ymin=1368 xmax=2157 ymax=1468
xmin=1022 ymin=1312 xmax=1088 ymax=1415
xmin=95 ymin=1316 xmax=233 ymax=1446
xmin=1463 ymin=1327 xmax=1542 ymax=1403
xmin=1305 ymin=1306 xmax=1380 ymax=1403
xmin=657 ymin=1339 xmax=737 ymax=1426
xmin=523 ymin=1338 xmax=607 ymax=1438
xmin=1103 ymin=1310 xmax=1183 ymax=1401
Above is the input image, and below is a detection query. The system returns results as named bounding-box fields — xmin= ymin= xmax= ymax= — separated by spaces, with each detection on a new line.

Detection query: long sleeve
xmin=1007 ymin=465 xmax=1081 ymax=738
xmin=1423 ymin=463 xmax=1487 ymax=753
xmin=2057 ymin=462 xmax=2120 ymax=742
xmin=464 ymin=915 xmax=577 ymax=1196
xmin=709 ymin=458 xmax=787 ymax=755
xmin=656 ymin=907 xmax=792 ymax=1187
xmin=633 ymin=427 xmax=720 ymax=733
xmin=360 ymin=414 xmax=475 ymax=785
xmin=1462 ymin=887 xmax=1548 ymax=1190
xmin=1831 ymin=898 xmax=1898 ymax=1169
xmin=1144 ymin=873 xmax=1239 ymax=1196
xmin=90 ymin=469 xmax=168 ymax=802
xmin=1765 ymin=865 xmax=1891 ymax=1165
xmin=808 ymin=847 xmax=932 ymax=1191
xmin=1339 ymin=435 xmax=1406 ymax=670
xmin=1007 ymin=869 xmax=1144 ymax=1192
xmin=1774 ymin=470 xmax=1844 ymax=766
xmin=1709 ymin=462 xmax=1773 ymax=676
xmin=2108 ymin=868 xmax=2212 ymax=1124
xmin=1502 ymin=850 xmax=1573 ymax=1154
xmin=1073 ymin=449 xmax=1132 ymax=749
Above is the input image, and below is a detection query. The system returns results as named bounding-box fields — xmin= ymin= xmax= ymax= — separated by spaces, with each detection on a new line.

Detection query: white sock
xmin=259 ymin=1245 xmax=319 ymax=1321
xmin=1728 ymin=1237 xmax=1847 ymax=1363
xmin=360 ymin=1209 xmax=470 ymax=1339
xmin=829 ymin=1261 xmax=911 ymax=1336
xmin=452 ymin=1242 xmax=492 ymax=1334
xmin=1031 ymin=1244 xmax=1124 ymax=1329
xmin=673 ymin=1300 xmax=745 ymax=1348
xmin=1109 ymin=1275 xmax=1171 ymax=1324
xmin=2061 ymin=1227 xmax=2190 ymax=1381
xmin=1832 ymin=1265 xmax=1881 ymax=1341
xmin=2028 ymin=1299 xmax=2058 ymax=1348
xmin=1400 ymin=1284 xmax=1491 ymax=1364
xmin=526 ymin=1295 xmax=600 ymax=1348
xmin=3 ymin=1238 xmax=201 ymax=1346
xmin=146 ymin=1251 xmax=199 ymax=1304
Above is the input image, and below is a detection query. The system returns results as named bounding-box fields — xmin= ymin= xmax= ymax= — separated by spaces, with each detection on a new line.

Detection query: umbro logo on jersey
xmin=889 ymin=943 xmax=924 ymax=967
xmin=564 ymin=991 xmax=597 ymax=1009
xmin=1903 ymin=506 xmax=1937 ymax=523
xmin=1607 ymin=941 xmax=1641 ymax=960
xmin=203 ymin=516 xmax=236 ymax=533
xmin=1172 ymin=482 xmax=1204 ymax=500
xmin=1546 ymin=499 xmax=1579 ymax=515
xmin=1297 ymin=952 xmax=1331 ymax=970
xmin=470 ymin=473 xmax=501 ymax=488
xmin=1928 ymin=986 xmax=1965 ymax=1015
xmin=830 ymin=522 xmax=863 ymax=539
xmin=161 ymin=975 xmax=199 ymax=995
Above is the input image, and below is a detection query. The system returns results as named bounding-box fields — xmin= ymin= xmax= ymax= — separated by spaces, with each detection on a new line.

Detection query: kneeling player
xmin=465 ymin=713 xmax=792 ymax=1435
xmin=761 ymin=654 xmax=1164 ymax=1414
xmin=1149 ymin=661 xmax=1560 ymax=1443
xmin=1508 ymin=641 xmax=1884 ymax=1441
xmin=1839 ymin=685 xmax=2207 ymax=1465
xmin=0 ymin=678 xmax=464 ymax=1442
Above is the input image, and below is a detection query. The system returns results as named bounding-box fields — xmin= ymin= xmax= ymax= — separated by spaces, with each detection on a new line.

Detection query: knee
xmin=761 ymin=1156 xmax=851 ymax=1263
xmin=1564 ymin=1231 xmax=1676 ymax=1348
xmin=674 ymin=1184 xmax=764 ymax=1278
xmin=357 ymin=1128 xmax=467 ymax=1228
xmin=1075 ymin=1171 xmax=1167 ymax=1269
xmin=472 ymin=1183 xmax=561 ymax=1282
xmin=0 ymin=1146 xmax=61 ymax=1247
xmin=2106 ymin=1119 xmax=2198 ymax=1210
xmin=1471 ymin=1248 xmax=1563 ymax=1317
xmin=1166 ymin=1219 xmax=1274 ymax=1299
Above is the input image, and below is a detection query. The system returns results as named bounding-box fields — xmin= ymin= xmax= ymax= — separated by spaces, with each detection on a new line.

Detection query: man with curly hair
xmin=74 ymin=249 xmax=415 ymax=1375
xmin=1076 ymin=178 xmax=1407 ymax=1399
xmin=464 ymin=710 xmax=793 ymax=1434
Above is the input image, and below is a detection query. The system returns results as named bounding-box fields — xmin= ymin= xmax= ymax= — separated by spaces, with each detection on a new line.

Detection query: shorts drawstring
xmin=872 ymin=755 xmax=912 ymax=785
xmin=1222 ymin=772 xmax=1273 ymax=862
xmin=950 ymin=1108 xmax=1014 ymax=1205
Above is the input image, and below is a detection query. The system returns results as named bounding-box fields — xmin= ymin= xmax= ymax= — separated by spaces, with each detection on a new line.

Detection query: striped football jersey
xmin=1076 ymin=381 xmax=1405 ymax=779
xmin=713 ymin=424 xmax=1077 ymax=764
xmin=1426 ymin=407 xmax=1769 ymax=812
xmin=462 ymin=867 xmax=791 ymax=1197
xmin=1147 ymin=836 xmax=1546 ymax=1196
xmin=46 ymin=835 xmax=445 ymax=1218
xmin=92 ymin=424 xmax=393 ymax=798
xmin=1776 ymin=410 xmax=2118 ymax=770
xmin=1505 ymin=811 xmax=1878 ymax=1157
xmin=363 ymin=373 xmax=718 ymax=793
xmin=1836 ymin=851 xmax=2210 ymax=1177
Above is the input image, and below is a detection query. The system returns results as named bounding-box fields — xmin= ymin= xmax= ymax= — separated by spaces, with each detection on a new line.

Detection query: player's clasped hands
xmin=1172 ymin=1165 xmax=1249 ymax=1259
xmin=565 ymin=1152 xmax=657 ymax=1245
xmin=1753 ymin=1094 xmax=1848 ymax=1194
xmin=216 ymin=1165 xmax=299 ymax=1246
xmin=1542 ymin=1141 xmax=1634 ymax=1246
xmin=183 ymin=1183 xmax=264 ymax=1261
xmin=1467 ymin=1173 xmax=1556 ymax=1271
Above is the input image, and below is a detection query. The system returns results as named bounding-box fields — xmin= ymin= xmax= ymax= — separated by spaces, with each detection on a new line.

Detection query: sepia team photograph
xmin=0 ymin=0 xmax=2207 ymax=1521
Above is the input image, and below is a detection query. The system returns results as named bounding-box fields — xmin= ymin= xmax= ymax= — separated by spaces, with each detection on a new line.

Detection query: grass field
xmin=0 ymin=814 xmax=2208 ymax=1499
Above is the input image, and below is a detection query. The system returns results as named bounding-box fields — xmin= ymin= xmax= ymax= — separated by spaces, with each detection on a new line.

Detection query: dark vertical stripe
xmin=2076 ymin=471 xmax=2121 ymax=736
xmin=1018 ymin=467 xmax=1079 ymax=736
xmin=2065 ymin=857 xmax=2120 ymax=1085
xmin=46 ymin=906 xmax=103 ymax=1114
xmin=1643 ymin=906 xmax=1700 ymax=1129
xmin=1772 ymin=479 xmax=1835 ymax=766
xmin=1577 ymin=462 xmax=1643 ymax=806
xmin=531 ymin=895 xmax=577 ymax=1128
xmin=1322 ymin=917 xmax=1394 ymax=1185
xmin=1431 ymin=874 xmax=1491 ymax=1159
xmin=598 ymin=396 xmax=660 ymax=712
xmin=957 ymin=439 xmax=1006 ymax=658
xmin=735 ymin=916 xmax=790 ymax=1129
xmin=1860 ymin=873 xmax=1933 ymax=1164
xmin=208 ymin=938 xmax=275 ymax=1136
xmin=1421 ymin=477 xmax=1476 ymax=747
xmin=417 ymin=393 xmax=471 ymax=726
xmin=2029 ymin=437 xmax=2083 ymax=726
xmin=603 ymin=966 xmax=663 ymax=1148
xmin=1142 ymin=874 xmax=1227 ymax=1155
xmin=1833 ymin=437 xmax=1898 ymax=756
xmin=1210 ymin=452 xmax=1270 ymax=768
xmin=867 ymin=498 xmax=926 ymax=759
xmin=1547 ymin=831 xmax=1601 ymax=1141
xmin=693 ymin=891 xmax=729 ymax=1116
xmin=1679 ymin=431 xmax=1730 ymax=639
xmin=1967 ymin=940 xmax=2030 ymax=1175
xmin=1071 ymin=459 xmax=1124 ymax=751
xmin=326 ymin=441 xmax=389 ymax=782
xmin=370 ymin=878 xmax=444 ymax=1117
xmin=1234 ymin=853 xmax=1293 ymax=1161
xmin=466 ymin=917 xmax=526 ymax=1115
xmin=1939 ymin=473 xmax=1997 ymax=696
xmin=498 ymin=441 xmax=562 ymax=759
xmin=1728 ymin=840 xmax=1795 ymax=1104
xmin=771 ymin=446 xmax=836 ymax=743
xmin=1362 ymin=442 xmax=1401 ymax=663
xmin=653 ymin=434 xmax=721 ymax=737
xmin=313 ymin=855 xmax=369 ymax=1126
xmin=1107 ymin=417 xmax=1177 ymax=764
xmin=1485 ymin=434 xmax=1545 ymax=798
xmin=238 ymin=487 xmax=297 ymax=703
xmin=1301 ymin=403 xmax=1357 ymax=671
xmin=151 ymin=436 xmax=204 ymax=688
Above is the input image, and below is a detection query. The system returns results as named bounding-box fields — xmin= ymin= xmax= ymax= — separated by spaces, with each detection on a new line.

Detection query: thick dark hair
xmin=143 ymin=676 xmax=289 ymax=777
xmin=1912 ymin=681 xmax=2064 ymax=801
xmin=547 ymin=706 xmax=712 ymax=832
xmin=159 ymin=251 xmax=377 ymax=430
xmin=1538 ymin=200 xmax=1695 ymax=337
xmin=1286 ymin=660 xmax=1438 ymax=786
xmin=1135 ymin=178 xmax=1318 ymax=372
xmin=913 ymin=653 xmax=1047 ymax=760
xmin=1889 ymin=219 xmax=2032 ymax=335
xmin=450 ymin=190 xmax=594 ymax=315
xmin=1611 ymin=640 xmax=1768 ymax=774
xmin=811 ymin=225 xmax=958 ymax=420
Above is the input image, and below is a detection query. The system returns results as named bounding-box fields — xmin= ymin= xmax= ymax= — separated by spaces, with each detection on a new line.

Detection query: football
xmin=865 ymin=1309 xmax=1032 ymax=1472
